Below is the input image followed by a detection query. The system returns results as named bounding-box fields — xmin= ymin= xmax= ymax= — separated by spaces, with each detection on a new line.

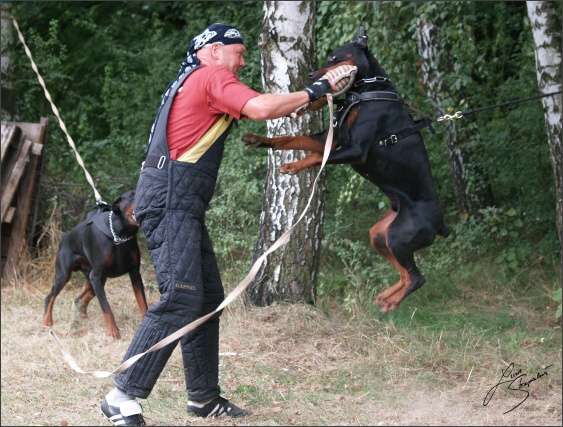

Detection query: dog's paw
xmin=375 ymin=293 xmax=401 ymax=313
xmin=242 ymin=133 xmax=272 ymax=148
xmin=107 ymin=328 xmax=122 ymax=340
xmin=279 ymin=163 xmax=299 ymax=175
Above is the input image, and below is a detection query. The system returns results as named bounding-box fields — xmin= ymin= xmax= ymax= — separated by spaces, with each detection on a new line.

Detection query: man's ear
xmin=211 ymin=43 xmax=223 ymax=60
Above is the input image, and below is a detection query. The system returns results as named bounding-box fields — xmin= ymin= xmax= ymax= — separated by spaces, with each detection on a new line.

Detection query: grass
xmin=1 ymin=233 xmax=561 ymax=426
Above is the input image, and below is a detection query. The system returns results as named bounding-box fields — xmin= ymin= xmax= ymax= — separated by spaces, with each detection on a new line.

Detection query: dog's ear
xmin=354 ymin=24 xmax=367 ymax=49
xmin=112 ymin=196 xmax=122 ymax=213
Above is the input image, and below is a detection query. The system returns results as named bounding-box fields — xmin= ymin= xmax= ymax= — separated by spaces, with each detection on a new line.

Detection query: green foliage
xmin=11 ymin=1 xmax=264 ymax=228
xmin=312 ymin=1 xmax=559 ymax=303
xmin=9 ymin=2 xmax=560 ymax=300
xmin=553 ymin=288 xmax=562 ymax=320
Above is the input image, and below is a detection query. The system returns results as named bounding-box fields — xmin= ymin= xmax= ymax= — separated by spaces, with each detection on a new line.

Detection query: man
xmin=100 ymin=23 xmax=334 ymax=426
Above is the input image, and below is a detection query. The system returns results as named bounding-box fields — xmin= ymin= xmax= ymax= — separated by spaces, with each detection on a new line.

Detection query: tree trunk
xmin=416 ymin=12 xmax=495 ymax=215
xmin=1 ymin=3 xmax=16 ymax=120
xmin=247 ymin=1 xmax=326 ymax=306
xmin=526 ymin=1 xmax=563 ymax=263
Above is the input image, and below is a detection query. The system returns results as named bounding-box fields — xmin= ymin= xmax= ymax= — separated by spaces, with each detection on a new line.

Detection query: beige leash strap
xmin=49 ymin=94 xmax=335 ymax=378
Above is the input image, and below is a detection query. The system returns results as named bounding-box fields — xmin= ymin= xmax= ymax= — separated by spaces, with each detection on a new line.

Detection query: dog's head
xmin=112 ymin=190 xmax=138 ymax=230
xmin=309 ymin=25 xmax=389 ymax=100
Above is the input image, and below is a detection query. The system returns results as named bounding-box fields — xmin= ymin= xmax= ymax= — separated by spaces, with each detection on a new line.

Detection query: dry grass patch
xmin=1 ymin=249 xmax=561 ymax=426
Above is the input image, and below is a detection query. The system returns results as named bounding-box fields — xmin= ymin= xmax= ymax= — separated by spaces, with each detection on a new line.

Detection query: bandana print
xmin=192 ymin=28 xmax=218 ymax=51
xmin=143 ymin=24 xmax=244 ymax=158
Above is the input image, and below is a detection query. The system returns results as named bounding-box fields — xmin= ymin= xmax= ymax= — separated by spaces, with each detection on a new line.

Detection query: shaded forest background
xmin=2 ymin=1 xmax=561 ymax=311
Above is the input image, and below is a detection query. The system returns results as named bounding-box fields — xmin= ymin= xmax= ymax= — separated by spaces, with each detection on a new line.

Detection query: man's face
xmin=216 ymin=43 xmax=247 ymax=77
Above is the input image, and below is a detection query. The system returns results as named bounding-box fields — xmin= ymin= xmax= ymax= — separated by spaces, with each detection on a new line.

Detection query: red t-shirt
xmin=167 ymin=66 xmax=260 ymax=160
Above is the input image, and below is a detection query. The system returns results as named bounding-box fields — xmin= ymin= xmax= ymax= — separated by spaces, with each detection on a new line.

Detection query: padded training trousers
xmin=113 ymin=158 xmax=225 ymax=401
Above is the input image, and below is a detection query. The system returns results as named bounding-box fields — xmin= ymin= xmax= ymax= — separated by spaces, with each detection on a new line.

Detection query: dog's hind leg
xmin=129 ymin=269 xmax=148 ymax=318
xmin=369 ymin=206 xmax=426 ymax=312
xmin=74 ymin=271 xmax=95 ymax=319
xmin=43 ymin=246 xmax=77 ymax=326
xmin=43 ymin=272 xmax=70 ymax=326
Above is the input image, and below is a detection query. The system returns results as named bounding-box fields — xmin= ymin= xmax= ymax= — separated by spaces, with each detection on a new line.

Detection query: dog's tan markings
xmin=280 ymin=153 xmax=324 ymax=175
xmin=42 ymin=297 xmax=56 ymax=326
xmin=124 ymin=205 xmax=137 ymax=226
xmin=347 ymin=107 xmax=360 ymax=128
xmin=133 ymin=288 xmax=148 ymax=318
xmin=369 ymin=208 xmax=412 ymax=312
xmin=74 ymin=284 xmax=96 ymax=317
xmin=103 ymin=310 xmax=121 ymax=339
xmin=268 ymin=135 xmax=328 ymax=152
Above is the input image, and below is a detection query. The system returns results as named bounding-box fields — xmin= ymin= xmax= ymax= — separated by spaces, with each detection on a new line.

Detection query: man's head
xmin=188 ymin=23 xmax=246 ymax=77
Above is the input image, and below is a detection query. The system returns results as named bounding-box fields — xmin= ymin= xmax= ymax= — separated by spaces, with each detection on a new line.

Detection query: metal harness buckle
xmin=157 ymin=156 xmax=166 ymax=169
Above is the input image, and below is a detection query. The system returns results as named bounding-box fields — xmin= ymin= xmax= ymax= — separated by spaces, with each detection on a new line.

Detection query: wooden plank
xmin=31 ymin=142 xmax=43 ymax=156
xmin=1 ymin=119 xmax=49 ymax=280
xmin=1 ymin=126 xmax=24 ymax=193
xmin=26 ymin=117 xmax=49 ymax=247
xmin=1 ymin=138 xmax=32 ymax=222
xmin=1 ymin=123 xmax=17 ymax=162
xmin=5 ymin=137 xmax=42 ymax=274
xmin=9 ymin=122 xmax=46 ymax=145
xmin=4 ymin=207 xmax=15 ymax=224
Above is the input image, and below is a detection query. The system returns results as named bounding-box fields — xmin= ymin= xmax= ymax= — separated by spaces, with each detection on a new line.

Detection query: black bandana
xmin=180 ymin=23 xmax=244 ymax=74
xmin=144 ymin=23 xmax=244 ymax=157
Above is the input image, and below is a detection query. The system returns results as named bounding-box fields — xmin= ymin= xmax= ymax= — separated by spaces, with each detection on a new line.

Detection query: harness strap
xmin=375 ymin=119 xmax=433 ymax=147
xmin=335 ymin=91 xmax=436 ymax=142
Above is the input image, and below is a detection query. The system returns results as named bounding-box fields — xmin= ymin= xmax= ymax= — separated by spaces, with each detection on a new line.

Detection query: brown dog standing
xmin=243 ymin=26 xmax=450 ymax=313
xmin=43 ymin=190 xmax=148 ymax=339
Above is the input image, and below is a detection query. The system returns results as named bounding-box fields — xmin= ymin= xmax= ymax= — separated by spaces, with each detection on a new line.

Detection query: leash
xmin=11 ymin=15 xmax=105 ymax=205
xmin=435 ymin=91 xmax=563 ymax=122
xmin=334 ymin=88 xmax=561 ymax=147
xmin=49 ymin=94 xmax=337 ymax=378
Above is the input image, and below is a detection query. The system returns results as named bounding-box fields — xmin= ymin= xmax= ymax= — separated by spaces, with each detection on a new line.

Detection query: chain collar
xmin=109 ymin=211 xmax=135 ymax=245
xmin=354 ymin=76 xmax=391 ymax=87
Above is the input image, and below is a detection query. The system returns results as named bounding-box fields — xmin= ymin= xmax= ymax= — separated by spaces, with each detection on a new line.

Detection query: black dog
xmin=43 ymin=190 xmax=148 ymax=339
xmin=243 ymin=26 xmax=450 ymax=312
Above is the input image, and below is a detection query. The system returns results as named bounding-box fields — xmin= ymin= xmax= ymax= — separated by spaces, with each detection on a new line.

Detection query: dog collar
xmin=354 ymin=76 xmax=391 ymax=86
xmin=109 ymin=211 xmax=135 ymax=245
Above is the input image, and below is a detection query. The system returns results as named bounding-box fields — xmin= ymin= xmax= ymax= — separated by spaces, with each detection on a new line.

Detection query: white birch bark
xmin=248 ymin=1 xmax=326 ymax=305
xmin=526 ymin=1 xmax=563 ymax=255
xmin=415 ymin=8 xmax=494 ymax=214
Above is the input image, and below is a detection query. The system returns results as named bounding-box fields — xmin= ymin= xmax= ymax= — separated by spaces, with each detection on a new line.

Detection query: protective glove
xmin=303 ymin=79 xmax=333 ymax=102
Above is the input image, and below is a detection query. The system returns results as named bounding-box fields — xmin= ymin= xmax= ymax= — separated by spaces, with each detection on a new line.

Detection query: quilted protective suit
xmin=113 ymin=67 xmax=234 ymax=401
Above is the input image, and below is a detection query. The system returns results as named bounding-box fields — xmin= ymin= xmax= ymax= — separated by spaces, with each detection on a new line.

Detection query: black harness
xmin=334 ymin=89 xmax=436 ymax=147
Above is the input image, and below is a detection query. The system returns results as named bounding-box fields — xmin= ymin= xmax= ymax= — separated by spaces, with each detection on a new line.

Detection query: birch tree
xmin=247 ymin=1 xmax=326 ymax=306
xmin=1 ymin=2 xmax=15 ymax=119
xmin=415 ymin=2 xmax=494 ymax=215
xmin=526 ymin=1 xmax=563 ymax=259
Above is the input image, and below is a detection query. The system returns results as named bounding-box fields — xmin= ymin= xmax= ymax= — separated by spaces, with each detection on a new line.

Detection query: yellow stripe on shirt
xmin=176 ymin=114 xmax=234 ymax=163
